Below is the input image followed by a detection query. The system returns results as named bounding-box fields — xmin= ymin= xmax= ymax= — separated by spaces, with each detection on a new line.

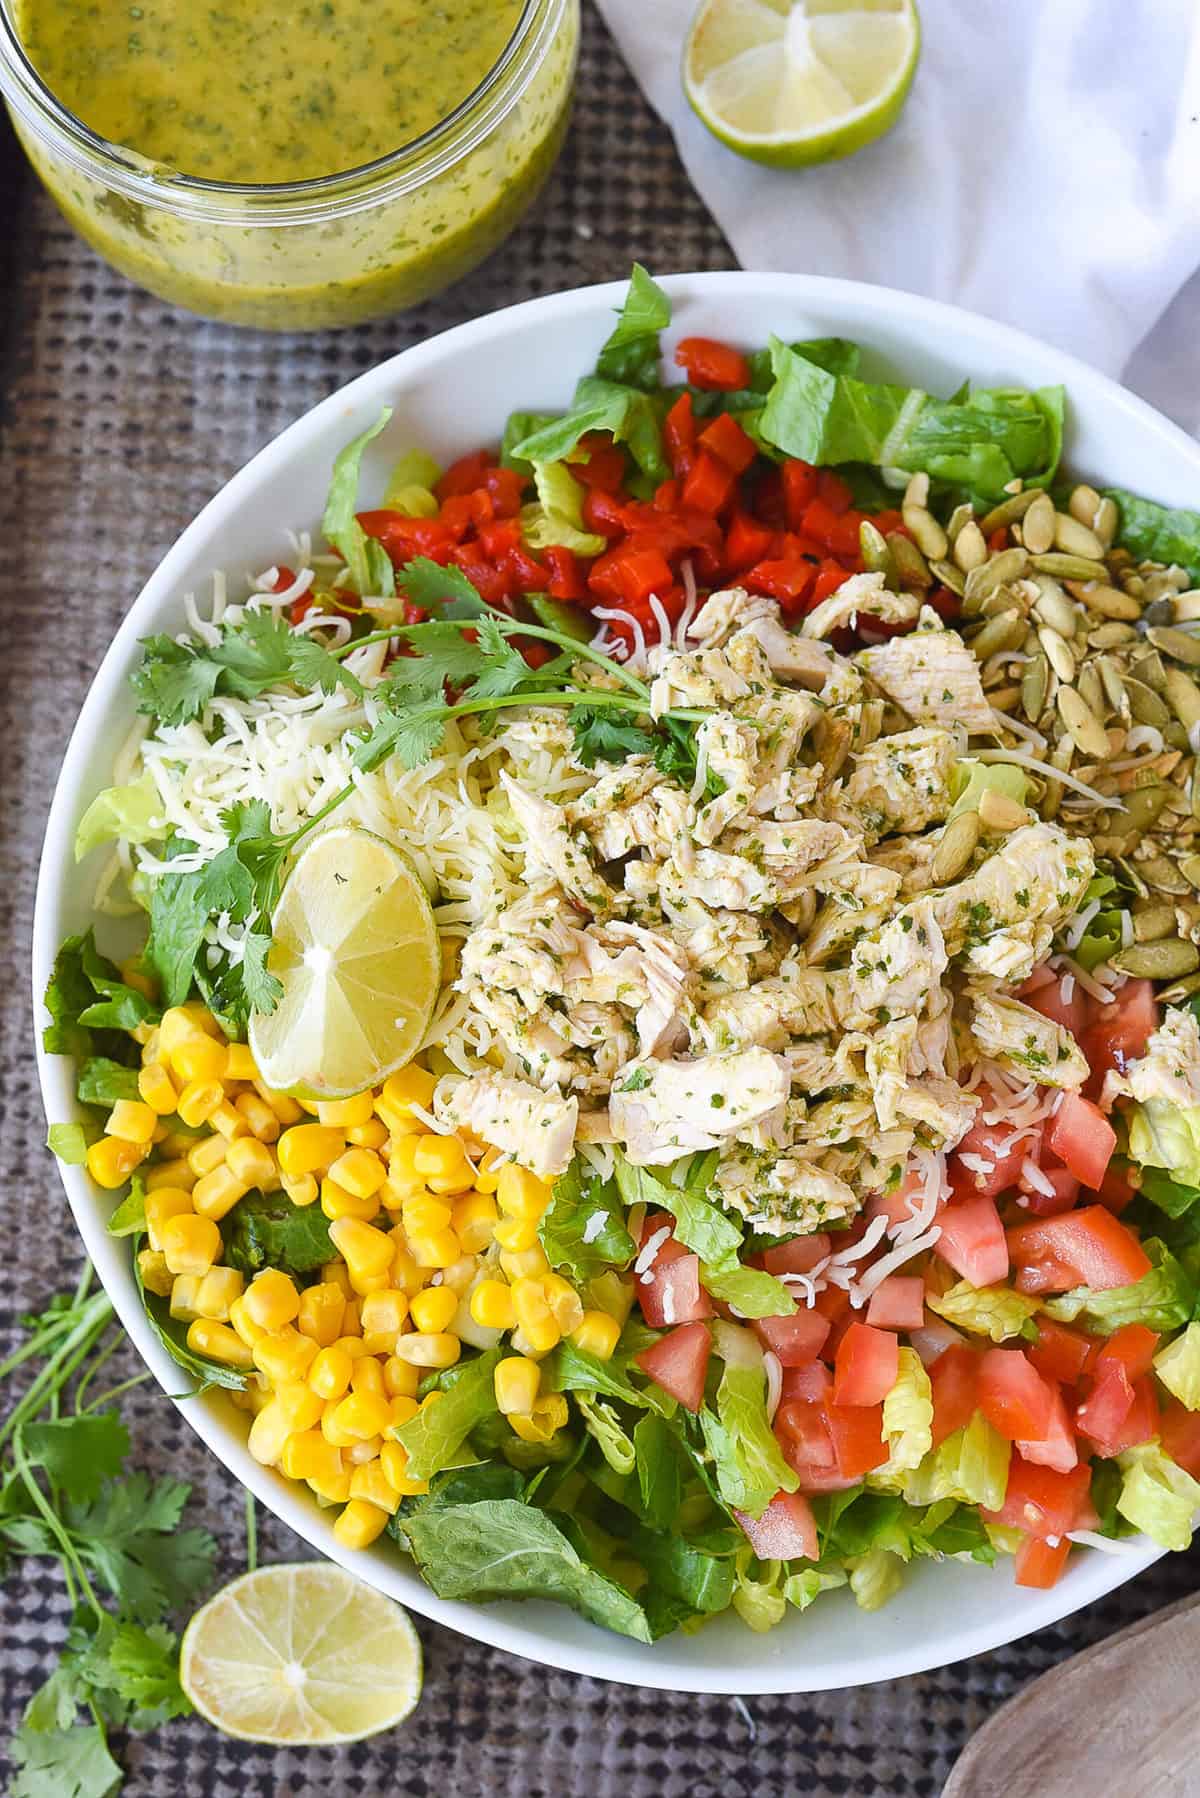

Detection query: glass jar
xmin=0 ymin=0 xmax=579 ymax=330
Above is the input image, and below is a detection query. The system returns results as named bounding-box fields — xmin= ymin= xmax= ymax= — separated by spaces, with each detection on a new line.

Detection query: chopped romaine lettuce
xmin=847 ymin=1548 xmax=905 ymax=1612
xmin=392 ymin=1347 xmax=501 ymax=1480
xmin=927 ymin=1281 xmax=1041 ymax=1343
xmin=75 ymin=773 xmax=163 ymax=862
xmin=520 ymin=462 xmax=607 ymax=557
xmin=577 ymin=1394 xmax=636 ymax=1476
xmin=1104 ymin=490 xmax=1200 ymax=583
xmin=897 ymin=1412 xmax=1011 ymax=1513
xmin=731 ymin=1553 xmax=787 ymax=1632
xmin=594 ymin=263 xmax=671 ymax=392
xmin=1130 ymin=1101 xmax=1200 ymax=1190
xmin=1116 ymin=1444 xmax=1200 ymax=1551
xmin=946 ymin=761 xmax=1028 ymax=823
xmin=1154 ymin=1323 xmax=1200 ymax=1410
xmin=46 ymin=1122 xmax=91 ymax=1165
xmin=321 ymin=409 xmax=395 ymax=599
xmin=877 ymin=1348 xmax=933 ymax=1475
xmin=700 ymin=1363 xmax=798 ymax=1517
xmin=784 ymin=1565 xmax=849 ymax=1612
xmin=1044 ymin=1237 xmax=1196 ymax=1335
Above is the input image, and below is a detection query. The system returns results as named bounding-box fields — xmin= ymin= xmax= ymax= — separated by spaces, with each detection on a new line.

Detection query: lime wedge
xmin=248 ymin=825 xmax=440 ymax=1100
xmin=180 ymin=1563 xmax=423 ymax=1745
xmin=684 ymin=0 xmax=920 ymax=168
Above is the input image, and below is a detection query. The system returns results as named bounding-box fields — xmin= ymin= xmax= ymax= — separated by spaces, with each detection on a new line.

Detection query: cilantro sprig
xmin=132 ymin=606 xmax=364 ymax=729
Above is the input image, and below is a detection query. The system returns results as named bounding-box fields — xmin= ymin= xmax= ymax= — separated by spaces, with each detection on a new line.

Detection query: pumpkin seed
xmin=969 ymin=610 xmax=1027 ymax=660
xmin=979 ymin=489 xmax=1038 ymax=535
xmin=1038 ymin=626 xmax=1076 ymax=683
xmin=977 ymin=789 xmax=1031 ymax=831
xmin=1119 ymin=783 xmax=1172 ymax=834
xmin=903 ymin=472 xmax=930 ymax=509
xmin=1159 ymin=971 xmax=1200 ymax=1004
xmin=1133 ymin=903 xmax=1177 ymax=943
xmin=1089 ymin=621 xmax=1139 ymax=648
xmin=859 ymin=520 xmax=897 ymax=586
xmin=1122 ymin=574 xmax=1147 ymax=600
xmin=988 ymin=685 xmax=1022 ymax=712
xmin=1031 ymin=579 xmax=1077 ymax=637
xmin=1112 ymin=939 xmax=1200 ymax=979
xmin=1093 ymin=495 xmax=1118 ymax=548
xmin=1130 ymin=648 xmax=1167 ymax=693
xmin=1068 ymin=484 xmax=1102 ymax=527
xmin=1096 ymin=656 xmax=1128 ymax=718
xmin=1041 ymin=736 xmax=1074 ymax=821
xmin=1054 ymin=512 xmax=1105 ymax=559
xmin=929 ymin=558 xmax=966 ymax=597
xmin=1143 ymin=568 xmax=1189 ymax=604
xmin=1148 ymin=625 xmax=1200 ymax=668
xmin=953 ymin=520 xmax=988 ymax=574
xmin=1180 ymin=853 xmax=1200 ymax=891
xmin=979 ymin=588 xmax=1025 ymax=620
xmin=887 ymin=532 xmax=932 ymax=590
xmin=946 ymin=502 xmax=975 ymax=542
xmin=1143 ymin=599 xmax=1177 ymax=628
xmin=1064 ymin=581 xmax=1142 ymax=620
xmin=1163 ymin=666 xmax=1200 ymax=732
xmin=931 ymin=810 xmax=981 ymax=884
xmin=1077 ymin=664 xmax=1106 ymax=718
xmin=1124 ymin=677 xmax=1171 ymax=730
xmin=1192 ymin=762 xmax=1200 ymax=823
xmin=903 ymin=504 xmax=949 ymax=562
xmin=1021 ymin=653 xmax=1050 ymax=721
xmin=1021 ymin=492 xmax=1056 ymax=555
xmin=1034 ymin=553 xmax=1111 ymax=583
xmin=1139 ymin=856 xmax=1192 ymax=896
xmin=1173 ymin=591 xmax=1200 ymax=623
xmin=1056 ymin=685 xmax=1111 ymax=759
xmin=964 ymin=547 xmax=1029 ymax=604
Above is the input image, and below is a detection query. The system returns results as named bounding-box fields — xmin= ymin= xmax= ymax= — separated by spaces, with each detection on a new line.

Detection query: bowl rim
xmin=34 ymin=269 xmax=1185 ymax=1694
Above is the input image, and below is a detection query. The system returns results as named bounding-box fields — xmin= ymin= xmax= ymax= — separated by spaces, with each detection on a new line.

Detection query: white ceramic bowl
xmin=35 ymin=272 xmax=1188 ymax=1693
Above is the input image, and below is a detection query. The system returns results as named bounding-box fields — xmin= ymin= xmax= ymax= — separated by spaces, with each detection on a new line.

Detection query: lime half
xmin=684 ymin=0 xmax=920 ymax=169
xmin=180 ymin=1563 xmax=423 ymax=1745
xmin=248 ymin=825 xmax=440 ymax=1100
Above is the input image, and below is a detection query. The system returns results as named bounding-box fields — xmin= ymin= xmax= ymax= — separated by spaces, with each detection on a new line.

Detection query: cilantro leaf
xmin=570 ymin=708 xmax=657 ymax=767
xmin=100 ymin=1620 xmax=191 ymax=1725
xmin=131 ymin=609 xmax=363 ymax=730
xmin=10 ymin=1722 xmax=123 ymax=1798
xmin=353 ymin=703 xmax=451 ymax=774
xmin=42 ymin=933 xmax=153 ymax=1062
xmin=144 ymin=855 xmax=215 ymax=1010
xmin=22 ymin=1415 xmax=130 ymax=1507
xmin=72 ymin=1473 xmax=217 ymax=1621
xmin=130 ymin=634 xmax=222 ymax=727
xmin=397 ymin=556 xmax=490 ymax=616
xmin=220 ymin=1189 xmax=334 ymax=1277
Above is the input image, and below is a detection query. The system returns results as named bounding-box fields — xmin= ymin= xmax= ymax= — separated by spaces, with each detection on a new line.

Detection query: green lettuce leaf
xmin=539 ymin=1158 xmax=636 ymax=1281
xmin=847 ymin=1547 xmax=905 ymax=1612
xmin=107 ymin=1174 xmax=148 ymax=1238
xmin=1130 ymin=1101 xmax=1200 ymax=1189
xmin=593 ymin=263 xmax=671 ymax=391
xmin=784 ymin=1565 xmax=849 ymax=1612
xmin=947 ymin=761 xmax=1028 ymax=822
xmin=631 ymin=1525 xmax=734 ymax=1615
xmin=1116 ymin=1443 xmax=1200 ymax=1550
xmin=507 ymin=376 xmax=668 ymax=485
xmin=1154 ymin=1322 xmax=1200 ymax=1410
xmin=700 ymin=1263 xmax=796 ymax=1319
xmin=895 ymin=1412 xmax=1011 ymax=1512
xmin=1104 ymin=489 xmax=1200 ymax=582
xmin=47 ymin=1122 xmax=92 ymax=1166
xmin=731 ymin=1554 xmax=787 ymax=1632
xmin=1139 ymin=1166 xmax=1200 ymax=1221
xmin=577 ymin=1394 xmax=636 ymax=1476
xmin=521 ymin=461 xmax=606 ymax=556
xmin=547 ymin=1339 xmax=668 ymax=1413
xmin=219 ymin=1190 xmax=334 ymax=1279
xmin=1044 ymin=1237 xmax=1196 ymax=1335
xmin=699 ymin=1363 xmax=798 ymax=1516
xmin=878 ymin=1348 xmax=933 ymax=1474
xmin=632 ymin=1411 xmax=682 ymax=1531
xmin=75 ymin=773 xmax=163 ymax=862
xmin=77 ymin=1058 xmax=142 ymax=1108
xmin=927 ymin=1281 xmax=1042 ymax=1343
xmin=381 ymin=447 xmax=441 ymax=518
xmin=321 ymin=410 xmax=396 ymax=599
xmin=392 ymin=1347 xmax=502 ymax=1480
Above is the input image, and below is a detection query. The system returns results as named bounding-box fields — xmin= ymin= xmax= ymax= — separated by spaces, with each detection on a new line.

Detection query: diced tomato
xmin=978 ymin=1348 xmax=1056 ymax=1442
xmin=543 ymin=545 xmax=587 ymax=601
xmin=1044 ymin=1093 xmax=1117 ymax=1190
xmin=826 ymin=1403 xmax=888 ymax=1479
xmin=760 ymin=1234 xmax=832 ymax=1277
xmin=435 ymin=450 xmax=492 ymax=500
xmin=1026 ymin=1319 xmax=1095 ymax=1387
xmin=753 ymin=1309 xmax=830 ymax=1366
xmin=572 ymin=437 xmax=628 ymax=492
xmin=949 ymin=1116 xmax=1030 ymax=1201
xmin=909 ymin=1317 xmax=966 ymax=1369
xmin=812 ymin=1284 xmax=851 ymax=1329
xmin=1018 ymin=1164 xmax=1080 ymax=1218
xmin=936 ymin=1193 xmax=1010 ymax=1287
xmin=983 ymin=1456 xmax=1092 ymax=1539
xmin=1081 ymin=979 xmax=1159 ymax=1084
xmin=930 ymin=1350 xmax=980 ymax=1448
xmin=1096 ymin=1323 xmax=1160 ymax=1383
xmin=780 ymin=1361 xmax=833 ymax=1404
xmin=674 ymin=336 xmax=752 ymax=391
xmin=733 ymin=1490 xmax=819 ymax=1563
xmin=1014 ymin=1533 xmax=1072 ymax=1589
xmin=1016 ymin=1381 xmax=1078 ymax=1473
xmin=1093 ymin=1161 xmax=1136 ymax=1215
xmin=698 ymin=410 xmax=758 ymax=475
xmin=781 ymin=459 xmax=818 ymax=526
xmin=681 ymin=449 xmax=737 ymax=515
xmin=865 ymin=1276 xmax=925 ymax=1330
xmin=635 ymin=1221 xmax=714 ymax=1331
xmin=833 ymin=1322 xmax=899 ymax=1408
xmin=1074 ymin=1356 xmax=1134 ymax=1454
xmin=634 ymin=1320 xmax=711 ymax=1413
xmin=1023 ymin=974 xmax=1089 ymax=1039
xmin=663 ymin=392 xmax=697 ymax=472
xmin=1008 ymin=1206 xmax=1151 ymax=1295
xmin=1160 ymin=1399 xmax=1200 ymax=1478
xmin=1122 ymin=1374 xmax=1160 ymax=1449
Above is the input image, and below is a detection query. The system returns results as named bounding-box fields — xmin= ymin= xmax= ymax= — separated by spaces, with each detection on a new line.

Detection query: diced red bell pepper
xmin=983 ymin=1456 xmax=1092 ymax=1539
xmin=815 ymin=468 xmax=854 ymax=513
xmin=936 ymin=1193 xmax=1010 ymax=1287
xmin=733 ymin=1490 xmax=819 ymax=1563
xmin=865 ymin=1276 xmax=926 ymax=1330
xmin=543 ymin=545 xmax=588 ymax=601
xmin=833 ymin=1322 xmax=900 ymax=1408
xmin=978 ymin=1348 xmax=1056 ymax=1442
xmin=1007 ymin=1206 xmax=1151 ymax=1295
xmin=484 ymin=463 xmax=527 ymax=517
xmin=781 ymin=459 xmax=818 ymax=526
xmin=581 ymin=488 xmax=630 ymax=541
xmin=1044 ymin=1093 xmax=1116 ymax=1190
xmin=359 ymin=510 xmax=461 ymax=565
xmin=572 ymin=436 xmax=628 ymax=492
xmin=435 ymin=449 xmax=493 ymax=500
xmin=1014 ymin=1533 xmax=1072 ymax=1589
xmin=724 ymin=510 xmax=775 ymax=573
xmin=634 ymin=1320 xmax=712 ymax=1413
xmin=752 ymin=1309 xmax=831 ymax=1367
xmin=478 ymin=518 xmax=522 ymax=560
xmin=744 ymin=555 xmax=817 ymax=610
xmin=802 ymin=497 xmax=864 ymax=559
xmin=674 ymin=336 xmax=752 ymax=391
xmin=681 ymin=449 xmax=737 ymax=516
xmin=445 ymin=548 xmax=511 ymax=607
xmin=698 ymin=410 xmax=758 ymax=475
xmin=663 ymin=392 xmax=697 ymax=472
xmin=809 ymin=558 xmax=850 ymax=608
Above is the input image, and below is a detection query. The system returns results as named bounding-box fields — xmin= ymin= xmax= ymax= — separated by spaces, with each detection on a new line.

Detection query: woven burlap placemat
xmin=2 ymin=5 xmax=1197 ymax=1791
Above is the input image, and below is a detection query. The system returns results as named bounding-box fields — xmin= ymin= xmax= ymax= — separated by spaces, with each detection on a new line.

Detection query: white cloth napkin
xmin=593 ymin=0 xmax=1200 ymax=433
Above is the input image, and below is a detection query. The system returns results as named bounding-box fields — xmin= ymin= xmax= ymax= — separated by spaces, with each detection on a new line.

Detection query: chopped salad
xmin=44 ymin=268 xmax=1200 ymax=1642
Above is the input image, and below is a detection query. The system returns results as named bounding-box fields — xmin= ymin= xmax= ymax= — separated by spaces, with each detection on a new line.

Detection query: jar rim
xmin=0 ymin=0 xmax=552 ymax=221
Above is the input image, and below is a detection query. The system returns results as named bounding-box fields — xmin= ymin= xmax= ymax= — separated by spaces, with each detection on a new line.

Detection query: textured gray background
xmin=2 ymin=4 xmax=1199 ymax=1792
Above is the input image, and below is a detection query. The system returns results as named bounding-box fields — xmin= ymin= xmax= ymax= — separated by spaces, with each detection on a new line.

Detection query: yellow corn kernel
xmin=187 ymin=1134 xmax=228 ymax=1179
xmin=252 ymin=1327 xmax=318 ymax=1385
xmin=469 ymin=1279 xmax=516 ymax=1332
xmin=341 ymin=1300 xmax=363 ymax=1337
xmin=139 ymin=1026 xmax=162 ymax=1064
xmin=277 ymin=1123 xmax=345 ymax=1179
xmin=381 ymin=1065 xmax=437 ymax=1117
xmin=571 ymin=1310 xmax=622 ymax=1360
xmin=253 ymin=1080 xmax=304 ymax=1127
xmin=274 ymin=1378 xmax=324 ymax=1432
xmin=333 ymin=1498 xmax=389 ymax=1549
xmin=247 ymin=1398 xmax=291 ymax=1466
xmin=494 ymin=1355 xmax=540 ymax=1416
xmin=176 ymin=1079 xmax=224 ymax=1129
xmin=137 ymin=1248 xmax=174 ymax=1299
xmin=320 ymin=1400 xmax=359 ymax=1449
xmin=496 ymin=1165 xmax=552 ymax=1221
xmin=228 ymin=1295 xmax=269 ymax=1348
xmin=350 ymin=1356 xmax=387 ymax=1402
xmin=282 ymin=1173 xmax=320 ymax=1208
xmin=226 ymin=1136 xmax=277 ymax=1190
xmin=321 ymin=1176 xmax=381 ymax=1224
xmin=245 ymin=1268 xmax=301 ymax=1332
xmin=500 ymin=1244 xmax=550 ymax=1282
xmin=85 ymin=1135 xmax=149 ymax=1190
xmin=119 ymin=956 xmax=158 ymax=1001
xmin=210 ymin=1100 xmax=249 ymax=1142
xmin=187 ymin=1318 xmax=255 ymax=1370
xmin=387 ymin=1394 xmax=420 ymax=1427
xmin=308 ymin=1343 xmax=355 ymax=1401
xmin=160 ymin=1213 xmax=221 ymax=1277
xmin=329 ymin=1218 xmax=394 ymax=1287
xmin=172 ymin=1036 xmax=228 ymax=1084
xmin=542 ymin=1273 xmax=585 ymax=1336
xmin=194 ymin=1265 xmax=244 ymax=1321
xmin=158 ymin=1005 xmax=203 ymax=1057
xmin=170 ymin=1274 xmax=202 ymax=1321
xmin=191 ymin=1164 xmax=249 ymax=1222
xmin=391 ymin=1332 xmax=461 ymax=1369
xmin=137 ymin=1064 xmax=179 ymax=1117
xmin=317 ymin=1093 xmax=375 ymax=1128
xmin=389 ymin=1240 xmax=426 ymax=1297
xmin=309 ymin=1468 xmax=354 ymax=1505
xmin=320 ymin=1259 xmax=354 ymax=1299
xmin=383 ymin=1355 xmax=421 ymax=1399
xmin=346 ymin=1118 xmax=389 ymax=1151
xmin=156 ymin=1129 xmax=202 ymax=1160
xmin=379 ymin=1439 xmax=428 ymax=1498
xmin=329 ymin=1147 xmax=387 ymax=1200
xmin=223 ymin=1042 xmax=259 ymax=1082
xmin=408 ymin=1229 xmax=461 ymax=1271
xmin=413 ymin=1134 xmax=468 ymax=1182
xmin=452 ymin=1192 xmax=498 ymax=1254
xmin=493 ymin=1214 xmax=539 ymax=1253
xmin=512 ymin=1278 xmax=560 ymax=1355
xmin=329 ymin=1390 xmax=391 ymax=1441
xmin=144 ymin=1159 xmax=197 ymax=1194
xmin=585 ymin=1270 xmax=636 ymax=1327
xmin=359 ymin=1289 xmax=409 ymax=1352
xmin=281 ymin=1429 xmax=342 ymax=1484
xmin=508 ymin=1392 xmax=570 ymax=1445
xmin=349 ymin=1460 xmax=400 ymax=1515
xmin=472 ymin=1149 xmax=506 ymax=1195
xmin=441 ymin=1255 xmax=478 ymax=1295
xmin=144 ymin=1187 xmax=194 ymax=1251
xmin=234 ymin=1091 xmax=281 ymax=1144
xmin=345 ymin=1434 xmax=383 ymax=1468
xmin=402 ymin=1194 xmax=454 ymax=1237
xmin=383 ymin=1136 xmax=424 ymax=1201
xmin=297 ymin=1282 xmax=345 ymax=1348
xmin=375 ymin=1100 xmax=422 ymax=1141
xmin=409 ymin=1286 xmax=457 ymax=1334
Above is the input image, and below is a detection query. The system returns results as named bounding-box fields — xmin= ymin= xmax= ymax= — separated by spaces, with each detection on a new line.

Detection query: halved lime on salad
xmin=180 ymin=1564 xmax=423 ymax=1744
xmin=684 ymin=0 xmax=920 ymax=169
xmin=248 ymin=825 xmax=440 ymax=1099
